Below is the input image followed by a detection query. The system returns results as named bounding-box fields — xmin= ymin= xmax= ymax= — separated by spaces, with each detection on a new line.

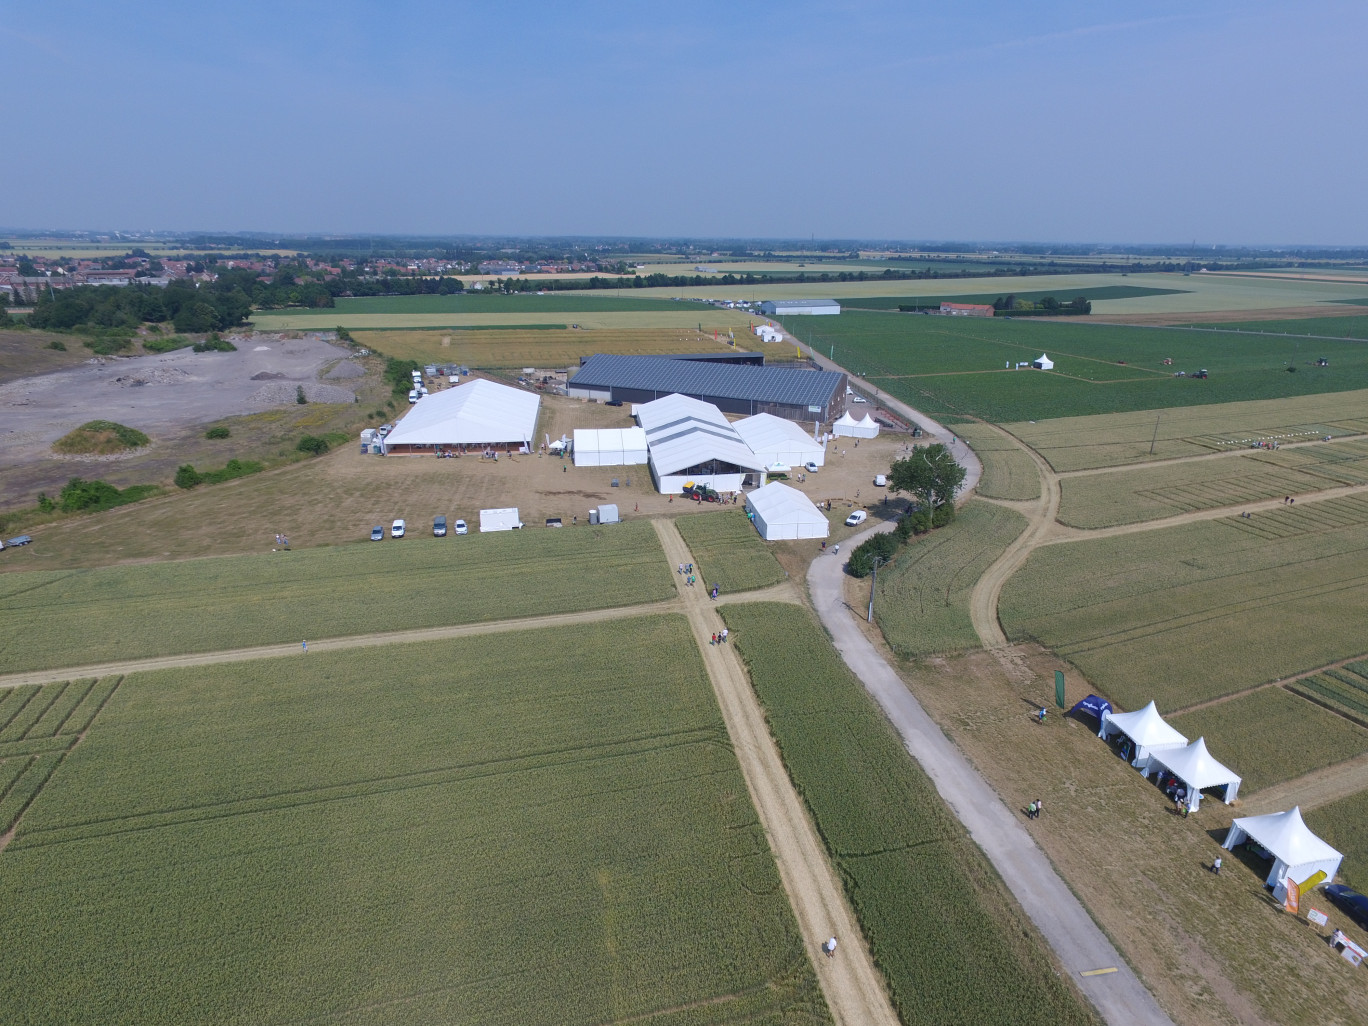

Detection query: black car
xmin=1325 ymin=884 xmax=1368 ymax=931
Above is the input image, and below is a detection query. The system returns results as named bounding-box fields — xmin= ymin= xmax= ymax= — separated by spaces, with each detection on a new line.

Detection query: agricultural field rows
xmin=1001 ymin=510 xmax=1368 ymax=710
xmin=0 ymin=522 xmax=674 ymax=673
xmin=1306 ymin=788 xmax=1368 ymax=893
xmin=1056 ymin=440 xmax=1368 ymax=528
xmin=0 ymin=617 xmax=827 ymax=1026
xmin=1218 ymin=493 xmax=1368 ymax=540
xmin=1288 ymin=661 xmax=1368 ymax=727
xmin=952 ymin=423 xmax=1041 ymax=500
xmin=1178 ymin=314 xmax=1368 ymax=339
xmin=251 ymin=308 xmax=755 ymax=332
xmin=838 ymin=284 xmax=1188 ymax=310
xmin=336 ymin=294 xmax=680 ymax=315
xmin=1005 ymin=388 xmax=1368 ymax=471
xmin=720 ymin=603 xmax=1095 ymax=1026
xmin=875 ymin=501 xmax=1028 ymax=657
xmin=1168 ymin=687 xmax=1368 ymax=792
xmin=674 ymin=511 xmax=787 ymax=594
xmin=781 ymin=309 xmax=1368 ymax=423
xmin=361 ymin=327 xmax=801 ymax=369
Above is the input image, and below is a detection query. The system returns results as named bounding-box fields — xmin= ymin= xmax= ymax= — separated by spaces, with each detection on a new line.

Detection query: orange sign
xmin=1284 ymin=880 xmax=1299 ymax=914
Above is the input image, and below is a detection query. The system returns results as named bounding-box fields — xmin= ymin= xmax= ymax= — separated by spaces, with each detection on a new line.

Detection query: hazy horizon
xmin=5 ymin=1 xmax=1365 ymax=246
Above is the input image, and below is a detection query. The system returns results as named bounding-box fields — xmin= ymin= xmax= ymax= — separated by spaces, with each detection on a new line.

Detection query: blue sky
xmin=3 ymin=1 xmax=1364 ymax=244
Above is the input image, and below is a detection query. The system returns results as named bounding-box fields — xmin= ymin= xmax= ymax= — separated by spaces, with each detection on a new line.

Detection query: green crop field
xmin=1055 ymin=440 xmax=1368 ymax=528
xmin=953 ymin=423 xmax=1041 ymax=500
xmin=1168 ymin=687 xmax=1368 ymax=792
xmin=1179 ymin=314 xmax=1368 ymax=339
xmin=875 ymin=502 xmax=1028 ymax=657
xmin=1005 ymin=389 xmax=1368 ymax=472
xmin=780 ymin=310 xmax=1368 ymax=423
xmin=0 ymin=616 xmax=826 ymax=1025
xmin=1001 ymin=508 xmax=1368 ymax=710
xmin=0 ymin=521 xmax=673 ymax=673
xmin=838 ymin=285 xmax=1188 ymax=310
xmin=1305 ymin=788 xmax=1368 ymax=894
xmin=674 ymin=511 xmax=787 ymax=594
xmin=721 ymin=603 xmax=1095 ymax=1026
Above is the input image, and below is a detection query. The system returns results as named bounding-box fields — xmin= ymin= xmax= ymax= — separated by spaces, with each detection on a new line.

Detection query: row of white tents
xmin=833 ymin=411 xmax=880 ymax=438
xmin=1097 ymin=700 xmax=1343 ymax=896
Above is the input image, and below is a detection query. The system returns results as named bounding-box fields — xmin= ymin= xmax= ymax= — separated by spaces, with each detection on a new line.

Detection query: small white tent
xmin=1223 ymin=806 xmax=1342 ymax=891
xmin=1032 ymin=354 xmax=1054 ymax=370
xmin=735 ymin=413 xmax=825 ymax=468
xmin=1099 ymin=701 xmax=1188 ymax=768
xmin=573 ymin=427 xmax=648 ymax=467
xmin=1143 ymin=737 xmax=1242 ymax=811
xmin=745 ymin=482 xmax=830 ymax=541
xmin=856 ymin=413 xmax=880 ymax=438
xmin=833 ymin=411 xmax=878 ymax=439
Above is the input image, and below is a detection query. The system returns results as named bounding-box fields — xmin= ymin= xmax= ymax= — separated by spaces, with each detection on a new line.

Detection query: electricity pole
xmin=867 ymin=555 xmax=890 ymax=623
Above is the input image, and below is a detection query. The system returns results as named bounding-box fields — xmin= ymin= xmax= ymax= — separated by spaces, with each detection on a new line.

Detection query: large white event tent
xmin=572 ymin=427 xmax=648 ymax=467
xmin=745 ymin=481 xmax=830 ymax=540
xmin=1143 ymin=737 xmax=1242 ymax=811
xmin=636 ymin=393 xmax=768 ymax=494
xmin=1223 ymin=806 xmax=1343 ymax=892
xmin=1099 ymin=701 xmax=1188 ymax=768
xmin=734 ymin=413 xmax=825 ymax=468
xmin=383 ymin=378 xmax=540 ymax=453
xmin=833 ymin=411 xmax=879 ymax=439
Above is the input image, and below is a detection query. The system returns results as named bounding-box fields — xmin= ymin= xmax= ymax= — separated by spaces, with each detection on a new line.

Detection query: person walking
xmin=1210 ymin=856 xmax=1222 ymax=875
xmin=1034 ymin=797 xmax=1043 ymax=819
xmin=710 ymin=633 xmax=717 ymax=646
xmin=1027 ymin=800 xmax=1037 ymax=820
xmin=302 ymin=640 xmax=307 ymax=653
xmin=1037 ymin=706 xmax=1047 ymax=724
xmin=823 ymin=936 xmax=837 ymax=958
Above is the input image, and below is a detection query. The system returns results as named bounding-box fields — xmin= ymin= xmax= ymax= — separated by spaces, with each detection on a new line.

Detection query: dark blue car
xmin=1325 ymin=884 xmax=1368 ymax=931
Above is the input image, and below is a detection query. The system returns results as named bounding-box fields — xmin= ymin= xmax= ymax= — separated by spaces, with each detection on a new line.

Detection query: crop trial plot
xmin=0 ymin=616 xmax=826 ymax=1026
xmin=951 ymin=423 xmax=1041 ymax=500
xmin=675 ymin=511 xmax=787 ymax=594
xmin=1305 ymin=788 xmax=1368 ymax=893
xmin=0 ymin=521 xmax=674 ymax=674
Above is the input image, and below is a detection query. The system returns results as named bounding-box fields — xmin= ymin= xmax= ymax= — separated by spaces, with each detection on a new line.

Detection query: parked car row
xmin=369 ymin=517 xmax=466 ymax=540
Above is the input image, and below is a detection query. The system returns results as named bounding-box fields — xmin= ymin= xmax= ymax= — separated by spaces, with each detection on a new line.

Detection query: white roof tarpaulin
xmin=385 ymin=378 xmax=540 ymax=448
xmin=1099 ymin=700 xmax=1188 ymax=768
xmin=1144 ymin=737 xmax=1242 ymax=810
xmin=734 ymin=413 xmax=825 ymax=467
xmin=1223 ymin=806 xmax=1342 ymax=890
xmin=745 ymin=481 xmax=830 ymax=540
xmin=636 ymin=393 xmax=767 ymax=477
xmin=573 ymin=427 xmax=648 ymax=467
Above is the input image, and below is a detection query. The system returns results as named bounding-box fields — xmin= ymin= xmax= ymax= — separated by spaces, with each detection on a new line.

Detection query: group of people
xmin=273 ymin=533 xmax=290 ymax=549
xmin=1026 ymin=798 xmax=1044 ymax=819
xmin=678 ymin=563 xmax=699 ymax=588
xmin=711 ymin=630 xmax=729 ymax=645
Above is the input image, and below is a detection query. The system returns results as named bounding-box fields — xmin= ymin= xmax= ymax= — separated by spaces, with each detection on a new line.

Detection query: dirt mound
xmin=247 ymin=382 xmax=356 ymax=405
xmin=251 ymin=371 xmax=288 ymax=380
xmin=52 ymin=420 xmax=150 ymax=455
xmin=324 ymin=360 xmax=365 ymax=380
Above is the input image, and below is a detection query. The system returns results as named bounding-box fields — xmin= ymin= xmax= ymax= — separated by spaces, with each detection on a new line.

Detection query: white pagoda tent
xmin=1032 ymin=354 xmax=1054 ymax=370
xmin=1099 ymin=700 xmax=1188 ymax=768
xmin=1143 ymin=737 xmax=1242 ymax=811
xmin=1223 ymin=806 xmax=1342 ymax=892
xmin=833 ymin=411 xmax=879 ymax=439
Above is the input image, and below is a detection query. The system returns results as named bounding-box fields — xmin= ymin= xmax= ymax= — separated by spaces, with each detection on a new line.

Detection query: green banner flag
xmin=1055 ymin=670 xmax=1066 ymax=709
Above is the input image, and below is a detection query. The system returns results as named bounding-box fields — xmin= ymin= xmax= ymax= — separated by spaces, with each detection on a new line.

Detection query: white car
xmin=454 ymin=519 xmax=468 ymax=535
xmin=804 ymin=461 xmax=820 ymax=473
xmin=845 ymin=510 xmax=868 ymax=527
xmin=850 ymin=394 xmax=868 ymax=403
xmin=391 ymin=519 xmax=406 ymax=539
xmin=408 ymin=389 xmax=419 ymax=404
xmin=874 ymin=474 xmax=887 ymax=487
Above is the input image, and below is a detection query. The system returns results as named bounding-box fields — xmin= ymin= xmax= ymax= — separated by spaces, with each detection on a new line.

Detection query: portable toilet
xmin=589 ymin=508 xmax=600 ymax=525
xmin=598 ymin=503 xmax=620 ymax=525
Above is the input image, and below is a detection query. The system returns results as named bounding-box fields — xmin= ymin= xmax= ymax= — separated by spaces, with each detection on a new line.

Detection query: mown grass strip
xmin=722 ymin=602 xmax=1096 ymax=1026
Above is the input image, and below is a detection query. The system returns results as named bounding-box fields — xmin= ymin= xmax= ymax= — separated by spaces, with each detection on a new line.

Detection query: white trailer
xmin=479 ymin=507 xmax=524 ymax=532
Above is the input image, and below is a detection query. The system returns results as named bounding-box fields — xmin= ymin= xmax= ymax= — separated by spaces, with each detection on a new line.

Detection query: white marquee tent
xmin=1223 ymin=806 xmax=1343 ymax=891
xmin=734 ymin=413 xmax=825 ymax=468
xmin=1099 ymin=701 xmax=1188 ymax=768
xmin=636 ymin=393 xmax=767 ymax=494
xmin=573 ymin=427 xmax=648 ymax=467
xmin=383 ymin=378 xmax=540 ymax=453
xmin=1143 ymin=737 xmax=1242 ymax=811
xmin=1032 ymin=354 xmax=1054 ymax=370
xmin=833 ymin=411 xmax=879 ymax=439
xmin=745 ymin=482 xmax=830 ymax=540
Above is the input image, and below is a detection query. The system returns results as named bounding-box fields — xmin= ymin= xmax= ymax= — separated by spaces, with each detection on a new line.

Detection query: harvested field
xmin=0 ymin=521 xmax=673 ymax=673
xmin=875 ymin=501 xmax=1028 ymax=657
xmin=1002 ymin=512 xmax=1368 ymax=710
xmin=722 ymin=603 xmax=1095 ymax=1026
xmin=675 ymin=510 xmax=787 ymax=594
xmin=1168 ymin=687 xmax=1368 ymax=792
xmin=1006 ymin=389 xmax=1368 ymax=472
xmin=953 ymin=422 xmax=1041 ymax=500
xmin=0 ymin=617 xmax=827 ymax=1025
xmin=1304 ymin=788 xmax=1368 ymax=893
xmin=360 ymin=327 xmax=802 ymax=368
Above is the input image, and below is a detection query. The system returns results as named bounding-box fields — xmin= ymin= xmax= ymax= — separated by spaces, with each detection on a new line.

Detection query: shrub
xmin=192 ymin=335 xmax=237 ymax=353
xmin=143 ymin=334 xmax=192 ymax=353
xmin=847 ymin=531 xmax=901 ymax=578
xmin=46 ymin=339 xmax=66 ymax=351
xmin=175 ymin=465 xmax=203 ymax=489
xmin=58 ymin=477 xmax=153 ymax=513
xmin=296 ymin=435 xmax=330 ymax=456
xmin=296 ymin=384 xmax=307 ymax=404
xmin=205 ymin=426 xmax=231 ymax=440
xmin=36 ymin=493 xmax=55 ymax=513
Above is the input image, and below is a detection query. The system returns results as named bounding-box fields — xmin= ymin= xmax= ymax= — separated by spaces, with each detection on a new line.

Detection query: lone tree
xmin=888 ymin=443 xmax=966 ymax=524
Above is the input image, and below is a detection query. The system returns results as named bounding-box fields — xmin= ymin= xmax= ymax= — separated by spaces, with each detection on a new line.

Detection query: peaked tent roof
xmin=385 ymin=378 xmax=540 ymax=447
xmin=734 ymin=413 xmax=824 ymax=456
xmin=834 ymin=411 xmax=860 ymax=427
xmin=746 ymin=481 xmax=828 ymax=527
xmin=1226 ymin=807 xmax=1342 ymax=870
xmin=1147 ymin=737 xmax=1242 ymax=795
xmin=1102 ymin=700 xmax=1188 ymax=750
xmin=857 ymin=413 xmax=878 ymax=426
xmin=636 ymin=393 xmax=767 ymax=476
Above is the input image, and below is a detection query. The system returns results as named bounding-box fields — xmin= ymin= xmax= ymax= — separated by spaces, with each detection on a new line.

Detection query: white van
xmin=874 ymin=474 xmax=887 ymax=487
xmin=408 ymin=389 xmax=419 ymax=404
xmin=391 ymin=519 xmax=406 ymax=539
